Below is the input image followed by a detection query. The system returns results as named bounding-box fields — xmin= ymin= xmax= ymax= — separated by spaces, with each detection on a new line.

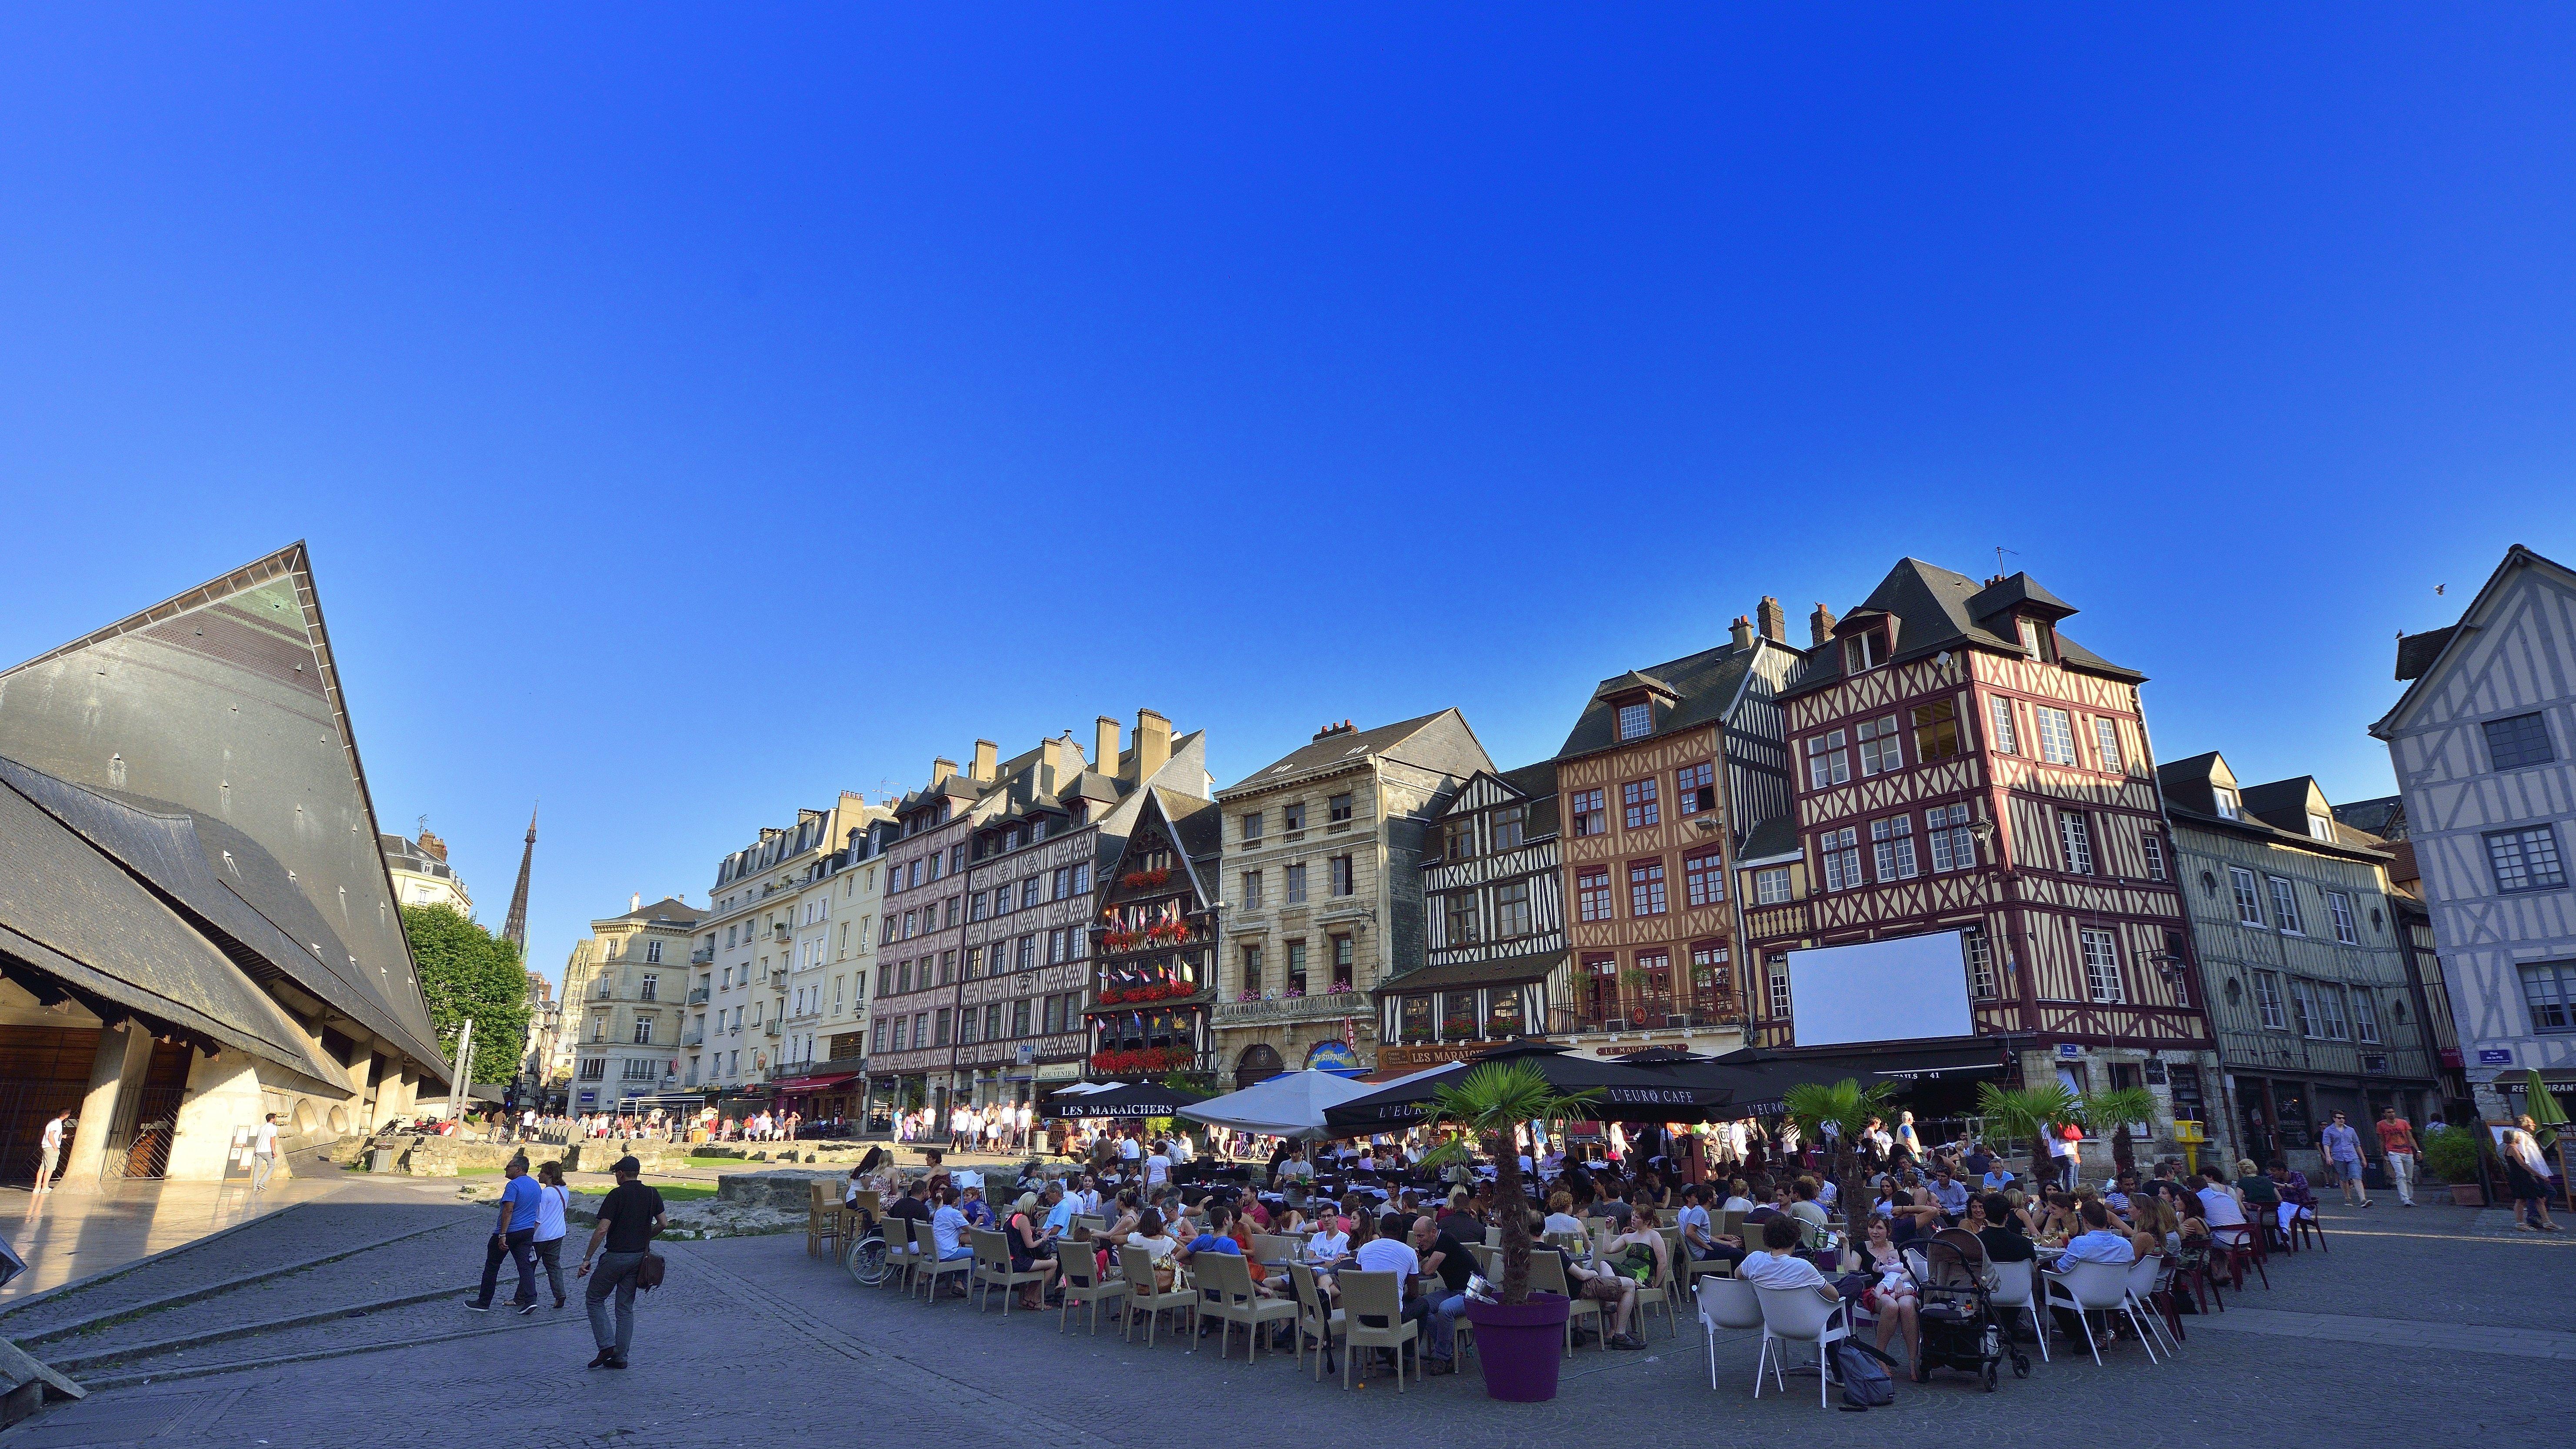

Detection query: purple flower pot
xmin=1462 ymin=1292 xmax=1572 ymax=1402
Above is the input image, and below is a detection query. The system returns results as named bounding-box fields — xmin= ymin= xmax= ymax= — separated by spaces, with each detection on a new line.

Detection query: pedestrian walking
xmin=2320 ymin=1111 xmax=2371 ymax=1207
xmin=576 ymin=1155 xmax=667 ymax=1369
xmin=250 ymin=1112 xmax=280 ymax=1192
xmin=467 ymin=1156 xmax=543 ymax=1314
xmin=34 ymin=1110 xmax=69 ymax=1192
xmin=532 ymin=1161 xmax=574 ymax=1309
xmin=2375 ymin=1107 xmax=2420 ymax=1207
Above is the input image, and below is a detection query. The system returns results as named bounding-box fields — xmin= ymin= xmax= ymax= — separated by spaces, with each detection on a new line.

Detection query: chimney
xmin=970 ymin=740 xmax=998 ymax=783
xmin=1096 ymin=715 xmax=1124 ymax=779
xmin=1809 ymin=603 xmax=1837 ymax=647
xmin=1729 ymin=615 xmax=1754 ymax=650
xmin=417 ymin=829 xmax=447 ymax=862
xmin=1135 ymin=708 xmax=1172 ymax=782
xmin=1041 ymin=735 xmax=1073 ymax=791
xmin=931 ymin=756 xmax=957 ymax=787
xmin=1756 ymin=596 xmax=1787 ymax=643
xmin=630 ymin=892 xmax=641 ymax=911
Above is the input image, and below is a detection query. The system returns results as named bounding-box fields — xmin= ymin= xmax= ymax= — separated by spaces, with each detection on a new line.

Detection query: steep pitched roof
xmin=2374 ymin=544 xmax=2576 ymax=738
xmin=0 ymin=543 xmax=448 ymax=1078
xmin=1781 ymin=558 xmax=2140 ymax=701
xmin=1737 ymin=814 xmax=1803 ymax=863
xmin=1556 ymin=638 xmax=1796 ymax=760
xmin=1219 ymin=709 xmax=1489 ymax=795
xmin=605 ymin=895 xmax=702 ymax=925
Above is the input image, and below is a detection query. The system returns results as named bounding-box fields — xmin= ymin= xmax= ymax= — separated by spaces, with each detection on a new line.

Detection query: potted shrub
xmin=1420 ymin=1060 xmax=1598 ymax=1402
xmin=1979 ymin=1080 xmax=2082 ymax=1189
xmin=2421 ymin=1126 xmax=2486 ymax=1206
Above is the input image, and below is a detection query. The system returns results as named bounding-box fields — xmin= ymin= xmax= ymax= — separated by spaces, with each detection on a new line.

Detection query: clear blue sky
xmin=4 ymin=8 xmax=2572 ymax=987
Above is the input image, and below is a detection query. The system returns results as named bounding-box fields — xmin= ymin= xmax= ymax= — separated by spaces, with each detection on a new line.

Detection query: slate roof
xmin=1736 ymin=814 xmax=1803 ymax=863
xmin=1780 ymin=560 xmax=2141 ymax=701
xmin=2393 ymin=626 xmax=2459 ymax=681
xmin=2332 ymin=796 xmax=2407 ymax=841
xmin=1370 ymin=948 xmax=1565 ymax=997
xmin=2375 ymin=545 xmax=2576 ymax=737
xmin=1219 ymin=710 xmax=1485 ymax=795
xmin=1557 ymin=640 xmax=1786 ymax=759
xmin=602 ymin=895 xmax=702 ymax=926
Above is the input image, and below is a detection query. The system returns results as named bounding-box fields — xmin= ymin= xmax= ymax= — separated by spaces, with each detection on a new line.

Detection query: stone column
xmin=63 ymin=1022 xmax=152 ymax=1190
xmin=385 ymin=1064 xmax=420 ymax=1123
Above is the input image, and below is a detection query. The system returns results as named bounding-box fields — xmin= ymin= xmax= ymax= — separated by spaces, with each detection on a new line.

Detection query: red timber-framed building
xmin=1742 ymin=559 xmax=2220 ymax=1149
xmin=1084 ymin=788 xmax=1225 ymax=1078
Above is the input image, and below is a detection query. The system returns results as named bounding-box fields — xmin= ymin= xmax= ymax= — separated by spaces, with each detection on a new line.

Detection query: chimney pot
xmin=970 ymin=740 xmax=998 ymax=783
xmin=630 ymin=892 xmax=641 ymax=911
xmin=1809 ymin=603 xmax=1837 ymax=647
xmin=1756 ymin=596 xmax=1787 ymax=643
xmin=1729 ymin=614 xmax=1754 ymax=649
xmin=1096 ymin=715 xmax=1124 ymax=780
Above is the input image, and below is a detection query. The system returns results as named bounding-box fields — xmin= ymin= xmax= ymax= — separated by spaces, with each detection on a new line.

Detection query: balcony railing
xmin=770 ymin=968 xmax=787 ymax=989
xmin=764 ymin=1021 xmax=782 ymax=1038
xmin=771 ymin=923 xmax=792 ymax=942
xmin=681 ymin=1031 xmax=705 ymax=1048
xmin=690 ymin=946 xmax=714 ymax=965
xmin=1746 ymin=901 xmax=1810 ymax=940
xmin=688 ymin=987 xmax=710 ymax=1005
xmin=1212 ymin=989 xmax=1368 ymax=1026
xmin=1548 ymin=1005 xmax=1741 ymax=1035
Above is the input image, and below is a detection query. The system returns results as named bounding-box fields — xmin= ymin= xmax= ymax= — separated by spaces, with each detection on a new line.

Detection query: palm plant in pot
xmin=1977 ymin=1080 xmax=2082 ymax=1189
xmin=1418 ymin=1059 xmax=1597 ymax=1402
xmin=1782 ymin=1077 xmax=1895 ymax=1245
xmin=2078 ymin=1086 xmax=2161 ymax=1177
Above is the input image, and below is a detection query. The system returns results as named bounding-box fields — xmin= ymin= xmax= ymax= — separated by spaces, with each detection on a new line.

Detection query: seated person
xmin=1526 ymin=1211 xmax=1647 ymax=1350
xmin=1675 ymin=1184 xmax=1746 ymax=1268
xmin=1588 ymin=1184 xmax=1634 ymax=1232
xmin=1542 ymin=1191 xmax=1586 ymax=1237
xmin=1842 ymin=1216 xmax=1920 ymax=1368
xmin=2233 ymin=1159 xmax=2282 ymax=1233
xmin=2266 ymin=1161 xmax=2318 ymax=1235
xmin=1972 ymin=1192 xmax=2037 ymax=1267
xmin=1982 ymin=1162 xmax=2017 ymax=1193
xmin=2051 ymin=1199 xmax=2138 ymax=1266
xmin=1719 ymin=1178 xmax=1755 ymax=1214
xmin=1738 ymin=1215 xmax=1859 ymax=1308
xmin=2195 ymin=1170 xmax=2250 ymax=1237
xmin=1305 ymin=1214 xmax=1352 ymax=1262
xmin=1926 ymin=1166 xmax=1970 ymax=1220
xmin=1786 ymin=1177 xmax=1833 ymax=1239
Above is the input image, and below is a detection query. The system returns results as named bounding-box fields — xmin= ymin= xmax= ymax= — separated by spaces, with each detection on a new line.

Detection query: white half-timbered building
xmin=1376 ymin=762 xmax=1565 ymax=1072
xmin=2372 ymin=544 xmax=2576 ymax=1125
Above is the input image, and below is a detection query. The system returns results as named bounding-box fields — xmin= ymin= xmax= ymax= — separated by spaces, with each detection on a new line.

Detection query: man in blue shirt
xmin=1927 ymin=1166 xmax=1970 ymax=1220
xmin=2050 ymin=1200 xmax=2137 ymax=1266
xmin=2319 ymin=1112 xmax=2371 ymax=1208
xmin=469 ymin=1157 xmax=544 ymax=1314
xmin=1041 ymin=1182 xmax=1078 ymax=1238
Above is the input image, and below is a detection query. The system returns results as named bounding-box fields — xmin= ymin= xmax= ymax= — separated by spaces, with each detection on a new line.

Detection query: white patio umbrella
xmin=1176 ymin=1069 xmax=1381 ymax=1141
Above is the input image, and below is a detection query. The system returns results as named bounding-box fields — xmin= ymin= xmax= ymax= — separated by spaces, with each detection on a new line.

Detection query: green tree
xmin=1782 ymin=1077 xmax=1897 ymax=1241
xmin=1418 ymin=1061 xmax=1598 ymax=1305
xmin=2078 ymin=1086 xmax=2161 ymax=1176
xmin=401 ymin=904 xmax=530 ymax=1088
xmin=1978 ymin=1081 xmax=2082 ymax=1187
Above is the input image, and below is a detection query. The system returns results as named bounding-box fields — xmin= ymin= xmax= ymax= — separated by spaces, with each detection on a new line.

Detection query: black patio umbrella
xmin=1041 ymin=1080 xmax=1211 ymax=1119
xmin=1319 ymin=1041 xmax=1732 ymax=1135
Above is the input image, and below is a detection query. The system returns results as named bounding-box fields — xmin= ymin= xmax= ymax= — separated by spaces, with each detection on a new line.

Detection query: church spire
xmin=501 ymin=804 xmax=537 ymax=954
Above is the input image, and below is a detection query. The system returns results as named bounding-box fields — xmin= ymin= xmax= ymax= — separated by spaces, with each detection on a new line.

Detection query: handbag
xmin=635 ymin=1251 xmax=666 ymax=1291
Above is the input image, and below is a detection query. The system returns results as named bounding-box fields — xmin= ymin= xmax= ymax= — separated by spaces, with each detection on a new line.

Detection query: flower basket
xmin=1119 ymin=868 xmax=1171 ymax=891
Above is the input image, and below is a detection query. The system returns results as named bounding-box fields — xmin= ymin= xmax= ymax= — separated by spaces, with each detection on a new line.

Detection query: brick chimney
xmin=1096 ymin=715 xmax=1124 ymax=778
xmin=1729 ymin=615 xmax=1754 ymax=650
xmin=1756 ymin=596 xmax=1787 ymax=643
xmin=417 ymin=829 xmax=447 ymax=862
xmin=931 ymin=756 xmax=957 ymax=787
xmin=970 ymin=739 xmax=998 ymax=783
xmin=1810 ymin=603 xmax=1837 ymax=647
xmin=1135 ymin=708 xmax=1172 ymax=782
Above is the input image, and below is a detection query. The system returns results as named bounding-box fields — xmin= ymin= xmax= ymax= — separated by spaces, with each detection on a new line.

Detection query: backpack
xmin=1835 ymin=1339 xmax=1896 ymax=1407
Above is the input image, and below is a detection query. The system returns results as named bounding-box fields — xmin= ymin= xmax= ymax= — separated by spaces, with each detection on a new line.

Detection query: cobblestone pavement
xmin=7 ymin=1197 xmax=2567 ymax=1448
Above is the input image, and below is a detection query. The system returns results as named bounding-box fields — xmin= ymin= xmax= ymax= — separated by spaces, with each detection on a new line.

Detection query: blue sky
xmin=4 ymin=8 xmax=2572 ymax=985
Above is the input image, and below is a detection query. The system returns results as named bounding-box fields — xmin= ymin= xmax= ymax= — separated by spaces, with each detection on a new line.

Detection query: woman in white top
xmin=1145 ymin=1144 xmax=1172 ymax=1189
xmin=531 ymin=1161 xmax=574 ymax=1310
xmin=1126 ymin=1208 xmax=1181 ymax=1289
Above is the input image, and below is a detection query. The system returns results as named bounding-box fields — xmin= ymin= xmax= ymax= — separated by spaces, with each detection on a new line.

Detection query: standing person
xmin=35 ymin=1109 xmax=70 ymax=1192
xmin=532 ymin=1162 xmax=574 ymax=1309
xmin=2500 ymin=1118 xmax=2561 ymax=1232
xmin=575 ymin=1155 xmax=667 ymax=1368
xmin=467 ymin=1158 xmax=543 ymax=1315
xmin=2375 ymin=1107 xmax=2421 ymax=1208
xmin=2320 ymin=1112 xmax=2371 ymax=1207
xmin=2049 ymin=1120 xmax=2082 ymax=1192
xmin=250 ymin=1112 xmax=281 ymax=1192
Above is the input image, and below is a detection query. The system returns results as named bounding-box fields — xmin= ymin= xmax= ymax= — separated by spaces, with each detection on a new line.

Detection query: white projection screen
xmin=1785 ymin=932 xmax=1975 ymax=1048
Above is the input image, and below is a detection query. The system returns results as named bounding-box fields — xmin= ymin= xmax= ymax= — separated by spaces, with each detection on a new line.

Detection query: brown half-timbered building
xmin=1086 ymin=788 xmax=1225 ymax=1077
xmin=1745 ymin=559 xmax=2219 ymax=1157
xmin=1554 ymin=604 xmax=1806 ymax=1061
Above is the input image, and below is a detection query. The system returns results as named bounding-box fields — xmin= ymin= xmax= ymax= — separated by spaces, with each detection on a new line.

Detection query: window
xmin=1622 ymin=778 xmax=1660 ymax=829
xmin=1329 ymin=855 xmax=1354 ymax=897
xmin=1844 ymin=631 xmax=1886 ymax=673
xmin=2288 ymin=978 xmax=2321 ymax=1038
xmin=1683 ymin=848 xmax=1726 ymax=907
xmin=2267 ymin=876 xmax=2304 ymax=934
xmin=1330 ymin=935 xmax=1354 ymax=989
xmin=1912 ymin=701 xmax=1961 ymax=762
xmin=933 ymin=1009 xmax=950 ymax=1046
xmin=2230 ymin=867 xmax=2265 ymax=925
xmin=1285 ymin=939 xmax=1308 ymax=992
xmin=2485 ymin=712 xmax=2556 ymax=771
xmin=1805 ymin=730 xmax=1851 ymax=789
xmin=1577 ymin=867 xmax=1613 ymax=922
xmin=1964 ymin=926 xmax=1996 ymax=999
xmin=1766 ymin=954 xmax=1793 ymax=1019
xmin=1328 ymin=793 xmax=1353 ymax=824
xmin=2521 ymin=961 xmax=2576 ymax=1033
xmin=1617 ymin=701 xmax=1652 ymax=740
xmin=956 ymin=1006 xmax=978 ymax=1045
xmin=1927 ymin=802 xmax=1976 ymax=872
xmin=982 ymin=1003 xmax=1001 ymax=1041
xmin=1570 ymin=789 xmax=1606 ymax=837
xmin=2252 ymin=970 xmax=2287 ymax=1030
xmin=1073 ymin=862 xmax=1091 ymax=894
xmin=2486 ymin=825 xmax=2569 ymax=893
xmin=1282 ymin=801 xmax=1307 ymax=834
xmin=1629 ymin=859 xmax=1668 ymax=916
xmin=1675 ymin=762 xmax=1715 ymax=816
xmin=1240 ymin=811 xmax=1264 ymax=844
xmin=2307 ymin=815 xmax=2335 ymax=842
xmin=632 ymin=1018 xmax=654 ymax=1044
xmin=2141 ymin=831 xmax=2166 ymax=881
xmin=2034 ymin=707 xmax=2078 ymax=765
xmin=1241 ymin=871 xmax=1264 ymax=911
xmin=1755 ymin=867 xmax=1793 ymax=905
xmin=2351 ymin=988 xmax=2381 ymax=1043
xmin=2327 ymin=891 xmax=2359 ymax=945
xmin=1442 ymin=818 xmax=1476 ymax=861
xmin=1493 ymin=880 xmax=1532 ymax=937
xmin=621 ymin=1057 xmax=660 ymax=1082
xmin=2092 ymin=718 xmax=2124 ymax=773
xmin=1872 ymin=816 xmax=1919 ymax=880
xmin=2212 ymin=787 xmax=2241 ymax=820
xmin=2079 ymin=928 xmax=2125 ymax=1004
xmin=645 ymin=939 xmax=663 ymax=964
xmin=2016 ymin=617 xmax=2046 ymax=658
xmin=1987 ymin=697 xmax=2019 ymax=755
xmin=1820 ymin=827 xmax=1863 ymax=892
xmin=1492 ymin=806 xmax=1526 ymax=850
xmin=2316 ymin=983 xmax=2351 ymax=1041
xmin=1858 ymin=715 xmax=1903 ymax=776
xmin=1012 ymin=999 xmax=1031 ymax=1038
xmin=1021 ymin=879 xmax=1040 ymax=909
xmin=1285 ymin=862 xmax=1308 ymax=904
xmin=639 ymin=974 xmax=658 ymax=1001
xmin=908 ymin=859 xmax=922 ymax=889
xmin=1445 ymin=891 xmax=1479 ymax=944
xmin=1015 ymin=938 xmax=1035 ymax=972
xmin=872 ymin=1021 xmax=888 ymax=1053
xmin=964 ymin=945 xmax=984 ymax=979
xmin=2058 ymin=810 xmax=2094 ymax=875
xmin=1241 ymin=945 xmax=1262 ymax=996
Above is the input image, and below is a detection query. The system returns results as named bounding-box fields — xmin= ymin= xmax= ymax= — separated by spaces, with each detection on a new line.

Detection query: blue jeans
xmin=586 ymin=1250 xmax=647 ymax=1359
xmin=1425 ymin=1293 xmax=1468 ymax=1361
xmin=477 ymin=1228 xmax=538 ymax=1307
xmin=937 ymin=1245 xmax=974 ymax=1261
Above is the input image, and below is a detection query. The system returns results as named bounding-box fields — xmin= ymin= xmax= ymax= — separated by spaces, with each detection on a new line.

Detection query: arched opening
xmin=1235 ymin=1043 xmax=1284 ymax=1091
xmin=290 ymin=1099 xmax=319 ymax=1136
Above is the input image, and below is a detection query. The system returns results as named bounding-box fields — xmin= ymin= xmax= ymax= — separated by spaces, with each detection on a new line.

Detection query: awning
xmin=1320 ymin=1041 xmax=1733 ymax=1134
xmin=1659 ymin=1038 xmax=2009 ymax=1115
xmin=1040 ymin=1080 xmax=1210 ymax=1119
xmin=767 ymin=1072 xmax=861 ymax=1094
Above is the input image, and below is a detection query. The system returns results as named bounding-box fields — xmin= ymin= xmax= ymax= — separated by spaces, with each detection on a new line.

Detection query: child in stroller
xmin=1906 ymin=1227 xmax=2029 ymax=1390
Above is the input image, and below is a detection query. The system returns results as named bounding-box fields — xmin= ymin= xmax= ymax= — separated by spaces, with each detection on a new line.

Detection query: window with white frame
xmin=1805 ymin=730 xmax=1851 ymax=790
xmin=1755 ymin=867 xmax=1794 ymax=905
xmin=2034 ymin=707 xmax=2078 ymax=765
xmin=2092 ymin=718 xmax=2124 ymax=773
xmin=2267 ymin=876 xmax=2304 ymax=934
xmin=1682 ymin=850 xmax=1725 ymax=908
xmin=1927 ymin=803 xmax=1977 ymax=872
xmin=2351 ymin=988 xmax=2381 ymax=1043
xmin=1964 ymin=926 xmax=1997 ymax=1000
xmin=1988 ymin=697 xmax=2019 ymax=755
xmin=2288 ymin=977 xmax=2321 ymax=1038
xmin=2316 ymin=983 xmax=2351 ymax=1041
xmin=1766 ymin=954 xmax=1793 ymax=1019
xmin=2307 ymin=815 xmax=2335 ymax=842
xmin=2212 ymin=787 xmax=2241 ymax=820
xmin=2229 ymin=867 xmax=2265 ymax=926
xmin=1844 ymin=631 xmax=1887 ymax=673
xmin=2058 ymin=810 xmax=2094 ymax=875
xmin=2079 ymin=928 xmax=2124 ymax=1003
xmin=2519 ymin=961 xmax=2576 ymax=1033
xmin=1857 ymin=715 xmax=1903 ymax=776
xmin=1617 ymin=701 xmax=1652 ymax=741
xmin=2252 ymin=970 xmax=2287 ymax=1030
xmin=1872 ymin=816 xmax=1918 ymax=881
xmin=1576 ymin=867 xmax=1613 ymax=922
xmin=2141 ymin=831 xmax=2166 ymax=881
xmin=646 ymin=939 xmax=663 ymax=964
xmin=1820 ymin=827 xmax=1864 ymax=892
xmin=1241 ymin=870 xmax=1264 ymax=911
xmin=631 ymin=1017 xmax=655 ymax=1045
xmin=2326 ymin=891 xmax=2359 ymax=945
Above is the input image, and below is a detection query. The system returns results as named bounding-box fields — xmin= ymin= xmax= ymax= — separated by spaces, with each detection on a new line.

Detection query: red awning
xmin=768 ymin=1072 xmax=861 ymax=1094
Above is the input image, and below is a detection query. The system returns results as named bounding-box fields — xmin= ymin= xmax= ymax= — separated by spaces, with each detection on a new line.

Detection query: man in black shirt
xmin=1410 ymin=1215 xmax=1481 ymax=1376
xmin=576 ymin=1157 xmax=666 ymax=1369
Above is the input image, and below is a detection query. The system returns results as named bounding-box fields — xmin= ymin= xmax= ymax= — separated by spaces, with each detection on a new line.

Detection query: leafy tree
xmin=1783 ymin=1077 xmax=1896 ymax=1241
xmin=1419 ymin=1061 xmax=1598 ymax=1305
xmin=402 ymin=904 xmax=530 ymax=1088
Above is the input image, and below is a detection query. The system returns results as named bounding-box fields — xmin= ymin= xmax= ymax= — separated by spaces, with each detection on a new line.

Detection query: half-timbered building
xmin=1743 ymin=560 xmax=2219 ymax=1162
xmin=1377 ymin=761 xmax=1564 ymax=1073
xmin=1554 ymin=604 xmax=1805 ymax=1061
xmin=1086 ymin=787 xmax=1225 ymax=1078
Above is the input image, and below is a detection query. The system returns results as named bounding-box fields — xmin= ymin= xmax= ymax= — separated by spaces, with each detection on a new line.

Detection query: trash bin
xmin=369 ymin=1147 xmax=397 ymax=1173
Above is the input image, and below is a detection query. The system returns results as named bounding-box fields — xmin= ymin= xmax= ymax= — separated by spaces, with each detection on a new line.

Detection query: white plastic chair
xmin=1753 ymin=1285 xmax=1851 ymax=1408
xmin=1986 ymin=1257 xmax=2049 ymax=1362
xmin=2043 ymin=1258 xmax=2159 ymax=1366
xmin=1695 ymin=1275 xmax=1763 ymax=1390
xmin=2123 ymin=1254 xmax=2179 ymax=1356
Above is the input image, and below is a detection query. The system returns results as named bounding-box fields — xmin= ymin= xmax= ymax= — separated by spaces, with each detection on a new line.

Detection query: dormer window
xmin=2016 ymin=617 xmax=2052 ymax=661
xmin=2308 ymin=814 xmax=2335 ymax=842
xmin=2213 ymin=787 xmax=2241 ymax=820
xmin=1844 ymin=631 xmax=1887 ymax=674
xmin=1617 ymin=701 xmax=1652 ymax=741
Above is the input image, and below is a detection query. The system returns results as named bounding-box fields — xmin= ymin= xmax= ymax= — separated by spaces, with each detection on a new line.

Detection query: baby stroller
xmin=1908 ymin=1228 xmax=2028 ymax=1391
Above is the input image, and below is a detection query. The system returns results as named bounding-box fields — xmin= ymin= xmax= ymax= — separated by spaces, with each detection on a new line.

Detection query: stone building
xmin=772 ymin=818 xmax=895 ymax=1127
xmin=1213 ymin=711 xmax=1492 ymax=1078
xmin=2159 ymin=752 xmax=2439 ymax=1170
xmin=693 ymin=794 xmax=882 ymax=1100
xmin=562 ymin=896 xmax=704 ymax=1114
xmin=381 ymin=827 xmax=472 ymax=915
xmin=2372 ymin=544 xmax=2576 ymax=1126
